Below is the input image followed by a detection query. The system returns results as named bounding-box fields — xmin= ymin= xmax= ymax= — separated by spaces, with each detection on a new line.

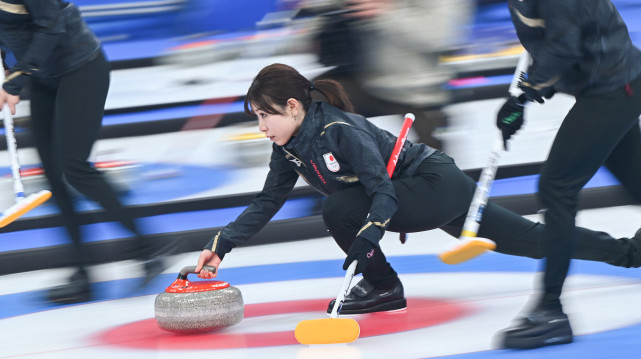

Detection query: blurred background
xmin=1 ymin=0 xmax=640 ymax=275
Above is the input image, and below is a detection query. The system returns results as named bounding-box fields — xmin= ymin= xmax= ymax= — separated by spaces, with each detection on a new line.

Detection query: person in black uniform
xmin=195 ymin=63 xmax=641 ymax=316
xmin=495 ymin=0 xmax=641 ymax=350
xmin=0 ymin=0 xmax=167 ymax=304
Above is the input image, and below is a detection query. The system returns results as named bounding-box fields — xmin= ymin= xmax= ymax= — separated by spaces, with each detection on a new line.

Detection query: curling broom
xmin=295 ymin=113 xmax=415 ymax=345
xmin=0 ymin=87 xmax=51 ymax=227
xmin=439 ymin=50 xmax=531 ymax=264
xmin=438 ymin=137 xmax=501 ymax=264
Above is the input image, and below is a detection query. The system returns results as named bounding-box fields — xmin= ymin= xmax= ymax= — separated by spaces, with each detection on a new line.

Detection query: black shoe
xmin=630 ymin=228 xmax=641 ymax=267
xmin=498 ymin=307 xmax=573 ymax=349
xmin=326 ymin=278 xmax=407 ymax=315
xmin=615 ymin=228 xmax=641 ymax=268
xmin=47 ymin=269 xmax=92 ymax=305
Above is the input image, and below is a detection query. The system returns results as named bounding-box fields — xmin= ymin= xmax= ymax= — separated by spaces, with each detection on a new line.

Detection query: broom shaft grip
xmin=2 ymin=106 xmax=25 ymax=200
xmin=330 ymin=260 xmax=357 ymax=318
xmin=461 ymin=139 xmax=503 ymax=237
xmin=509 ymin=50 xmax=531 ymax=98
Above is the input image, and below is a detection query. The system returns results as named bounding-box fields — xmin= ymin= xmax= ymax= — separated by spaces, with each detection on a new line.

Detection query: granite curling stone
xmin=154 ymin=265 xmax=244 ymax=333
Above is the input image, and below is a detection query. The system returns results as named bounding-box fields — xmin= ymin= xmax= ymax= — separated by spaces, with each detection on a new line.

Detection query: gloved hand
xmin=518 ymin=81 xmax=556 ymax=104
xmin=496 ymin=96 xmax=525 ymax=150
xmin=343 ymin=237 xmax=378 ymax=274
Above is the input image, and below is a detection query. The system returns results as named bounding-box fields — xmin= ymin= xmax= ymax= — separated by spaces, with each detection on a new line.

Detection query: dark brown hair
xmin=244 ymin=63 xmax=355 ymax=116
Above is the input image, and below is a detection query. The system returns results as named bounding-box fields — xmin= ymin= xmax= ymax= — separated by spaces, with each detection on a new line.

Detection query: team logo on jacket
xmin=323 ymin=152 xmax=340 ymax=172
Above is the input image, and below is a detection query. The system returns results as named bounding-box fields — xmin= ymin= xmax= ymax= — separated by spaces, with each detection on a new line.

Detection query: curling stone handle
xmin=178 ymin=265 xmax=216 ymax=280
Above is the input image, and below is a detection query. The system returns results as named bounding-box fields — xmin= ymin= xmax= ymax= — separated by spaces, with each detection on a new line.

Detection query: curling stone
xmin=154 ymin=265 xmax=244 ymax=334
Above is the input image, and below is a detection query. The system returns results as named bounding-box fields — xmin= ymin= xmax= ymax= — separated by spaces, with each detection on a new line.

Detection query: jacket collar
xmin=285 ymin=101 xmax=323 ymax=150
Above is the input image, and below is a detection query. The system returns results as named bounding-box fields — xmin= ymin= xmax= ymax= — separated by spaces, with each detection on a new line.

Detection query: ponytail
xmin=244 ymin=63 xmax=355 ymax=116
xmin=311 ymin=78 xmax=355 ymax=113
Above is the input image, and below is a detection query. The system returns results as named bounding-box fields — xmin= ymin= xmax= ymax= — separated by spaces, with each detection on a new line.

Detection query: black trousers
xmin=29 ymin=50 xmax=151 ymax=269
xmin=538 ymin=74 xmax=641 ymax=309
xmin=323 ymin=152 xmax=636 ymax=287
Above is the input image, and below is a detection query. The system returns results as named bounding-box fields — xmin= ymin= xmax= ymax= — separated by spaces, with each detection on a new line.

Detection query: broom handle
xmin=330 ymin=113 xmax=415 ymax=318
xmin=0 ymin=58 xmax=26 ymax=203
xmin=459 ymin=138 xmax=502 ymax=238
xmin=329 ymin=260 xmax=357 ymax=318
xmin=459 ymin=50 xmax=531 ymax=239
xmin=387 ymin=114 xmax=415 ymax=177
xmin=2 ymin=105 xmax=25 ymax=202
xmin=509 ymin=50 xmax=531 ymax=98
xmin=389 ymin=114 xmax=414 ymax=243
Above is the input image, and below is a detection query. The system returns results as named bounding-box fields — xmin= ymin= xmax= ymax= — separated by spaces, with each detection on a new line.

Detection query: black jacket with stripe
xmin=205 ymin=101 xmax=435 ymax=258
xmin=509 ymin=0 xmax=641 ymax=96
xmin=0 ymin=0 xmax=101 ymax=95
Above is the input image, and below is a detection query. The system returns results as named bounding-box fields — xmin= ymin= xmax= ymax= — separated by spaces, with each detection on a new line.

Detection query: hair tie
xmin=309 ymin=82 xmax=315 ymax=91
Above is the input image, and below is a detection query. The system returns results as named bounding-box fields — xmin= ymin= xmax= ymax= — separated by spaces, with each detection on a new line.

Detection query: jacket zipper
xmin=282 ymin=148 xmax=306 ymax=168
xmin=283 ymin=147 xmax=330 ymax=194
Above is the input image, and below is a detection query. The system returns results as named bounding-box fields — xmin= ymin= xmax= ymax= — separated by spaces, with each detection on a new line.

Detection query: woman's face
xmin=253 ymin=99 xmax=303 ymax=146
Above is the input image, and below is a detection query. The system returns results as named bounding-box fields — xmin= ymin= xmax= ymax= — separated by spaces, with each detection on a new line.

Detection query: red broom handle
xmin=387 ymin=113 xmax=415 ymax=177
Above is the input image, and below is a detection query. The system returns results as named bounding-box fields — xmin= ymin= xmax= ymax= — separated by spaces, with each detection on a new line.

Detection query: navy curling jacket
xmin=0 ymin=0 xmax=101 ymax=95
xmin=205 ymin=102 xmax=436 ymax=258
xmin=509 ymin=0 xmax=641 ymax=96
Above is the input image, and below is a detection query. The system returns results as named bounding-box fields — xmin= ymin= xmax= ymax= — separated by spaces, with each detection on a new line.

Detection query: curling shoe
xmin=497 ymin=307 xmax=573 ymax=349
xmin=327 ymin=277 xmax=407 ymax=314
xmin=611 ymin=227 xmax=641 ymax=268
xmin=47 ymin=268 xmax=92 ymax=305
xmin=630 ymin=228 xmax=641 ymax=267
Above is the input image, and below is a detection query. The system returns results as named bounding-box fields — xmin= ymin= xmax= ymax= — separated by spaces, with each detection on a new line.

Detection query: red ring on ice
xmin=95 ymin=298 xmax=471 ymax=350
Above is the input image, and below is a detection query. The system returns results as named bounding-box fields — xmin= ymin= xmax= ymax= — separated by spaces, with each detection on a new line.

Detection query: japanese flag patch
xmin=323 ymin=152 xmax=340 ymax=172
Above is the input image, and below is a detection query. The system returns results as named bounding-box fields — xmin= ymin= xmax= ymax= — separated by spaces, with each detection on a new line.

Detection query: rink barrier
xmin=0 ymin=167 xmax=634 ymax=275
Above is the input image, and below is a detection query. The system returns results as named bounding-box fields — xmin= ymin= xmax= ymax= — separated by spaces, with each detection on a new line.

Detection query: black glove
xmin=496 ymin=96 xmax=525 ymax=150
xmin=518 ymin=81 xmax=556 ymax=104
xmin=343 ymin=237 xmax=378 ymax=275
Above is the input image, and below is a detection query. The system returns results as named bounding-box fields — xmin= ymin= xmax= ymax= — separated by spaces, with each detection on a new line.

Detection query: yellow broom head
xmin=439 ymin=237 xmax=496 ymax=265
xmin=0 ymin=190 xmax=52 ymax=228
xmin=295 ymin=317 xmax=360 ymax=345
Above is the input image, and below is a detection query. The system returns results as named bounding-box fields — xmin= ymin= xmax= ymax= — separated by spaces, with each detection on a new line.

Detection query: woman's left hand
xmin=0 ymin=89 xmax=20 ymax=115
xmin=343 ymin=237 xmax=378 ymax=274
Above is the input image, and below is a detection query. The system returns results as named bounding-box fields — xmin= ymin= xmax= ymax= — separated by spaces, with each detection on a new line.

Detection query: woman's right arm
xmin=4 ymin=1 xmax=66 ymax=96
xmin=197 ymin=149 xmax=299 ymax=275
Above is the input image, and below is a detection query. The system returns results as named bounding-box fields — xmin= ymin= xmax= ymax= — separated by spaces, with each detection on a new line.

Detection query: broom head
xmin=295 ymin=317 xmax=360 ymax=345
xmin=439 ymin=236 xmax=496 ymax=265
xmin=0 ymin=190 xmax=52 ymax=228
